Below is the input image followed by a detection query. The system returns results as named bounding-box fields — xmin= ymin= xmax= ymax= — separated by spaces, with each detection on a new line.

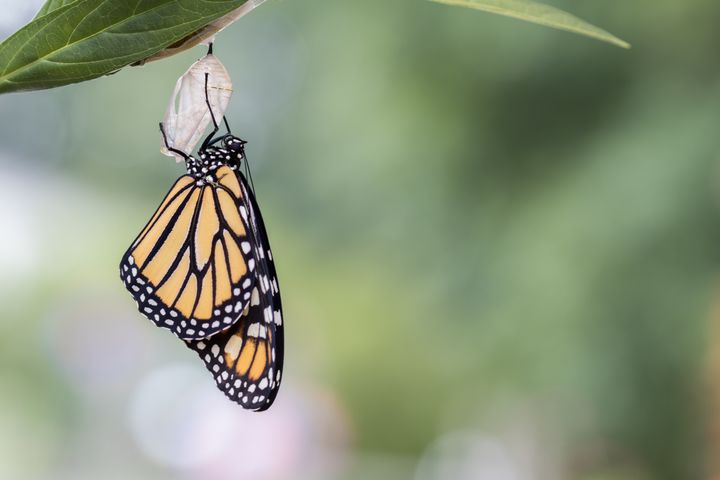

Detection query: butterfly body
xmin=186 ymin=136 xmax=247 ymax=181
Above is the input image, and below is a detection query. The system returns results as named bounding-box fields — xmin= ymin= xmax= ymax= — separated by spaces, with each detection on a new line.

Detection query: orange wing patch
xmin=214 ymin=243 xmax=233 ymax=305
xmin=156 ymin=248 xmax=190 ymax=306
xmin=139 ymin=188 xmax=200 ymax=284
xmin=248 ymin=341 xmax=268 ymax=381
xmin=133 ymin=175 xmax=195 ymax=250
xmin=217 ymin=166 xmax=243 ymax=199
xmin=131 ymin=179 xmax=195 ymax=267
xmin=217 ymin=189 xmax=246 ymax=237
xmin=175 ymin=273 xmax=198 ymax=317
xmin=194 ymin=187 xmax=220 ymax=270
xmin=235 ymin=337 xmax=257 ymax=376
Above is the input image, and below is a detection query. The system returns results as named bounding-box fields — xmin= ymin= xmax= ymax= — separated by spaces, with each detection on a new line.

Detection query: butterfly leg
xmin=223 ymin=116 xmax=232 ymax=136
xmin=160 ymin=123 xmax=191 ymax=161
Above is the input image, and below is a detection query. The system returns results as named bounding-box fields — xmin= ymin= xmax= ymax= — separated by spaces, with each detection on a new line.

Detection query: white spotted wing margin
xmin=185 ymin=169 xmax=284 ymax=411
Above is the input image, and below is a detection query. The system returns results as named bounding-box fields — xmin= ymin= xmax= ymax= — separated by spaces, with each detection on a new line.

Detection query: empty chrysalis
xmin=160 ymin=45 xmax=233 ymax=161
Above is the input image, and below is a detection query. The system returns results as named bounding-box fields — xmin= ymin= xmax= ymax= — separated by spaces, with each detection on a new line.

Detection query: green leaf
xmin=139 ymin=0 xmax=268 ymax=65
xmin=0 ymin=0 xmax=249 ymax=94
xmin=429 ymin=0 xmax=630 ymax=49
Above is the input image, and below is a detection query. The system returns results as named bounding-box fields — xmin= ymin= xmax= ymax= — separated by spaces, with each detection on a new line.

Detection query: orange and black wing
xmin=120 ymin=166 xmax=257 ymax=340
xmin=186 ymin=169 xmax=283 ymax=411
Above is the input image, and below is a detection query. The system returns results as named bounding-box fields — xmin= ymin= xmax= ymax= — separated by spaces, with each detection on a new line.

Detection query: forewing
xmin=120 ymin=167 xmax=257 ymax=340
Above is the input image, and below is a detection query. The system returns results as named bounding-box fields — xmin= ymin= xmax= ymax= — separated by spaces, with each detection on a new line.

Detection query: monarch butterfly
xmin=119 ymin=73 xmax=283 ymax=410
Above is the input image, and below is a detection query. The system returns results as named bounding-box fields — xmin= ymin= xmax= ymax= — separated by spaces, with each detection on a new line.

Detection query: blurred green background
xmin=1 ymin=1 xmax=719 ymax=479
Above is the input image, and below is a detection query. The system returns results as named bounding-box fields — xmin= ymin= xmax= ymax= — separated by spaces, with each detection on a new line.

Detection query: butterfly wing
xmin=120 ymin=166 xmax=257 ymax=340
xmin=186 ymin=169 xmax=284 ymax=411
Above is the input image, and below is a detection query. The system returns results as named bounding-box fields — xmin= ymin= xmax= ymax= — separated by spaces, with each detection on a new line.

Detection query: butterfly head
xmin=221 ymin=135 xmax=247 ymax=162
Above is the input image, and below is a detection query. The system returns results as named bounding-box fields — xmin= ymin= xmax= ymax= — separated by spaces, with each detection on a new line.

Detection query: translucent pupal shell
xmin=161 ymin=53 xmax=233 ymax=161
